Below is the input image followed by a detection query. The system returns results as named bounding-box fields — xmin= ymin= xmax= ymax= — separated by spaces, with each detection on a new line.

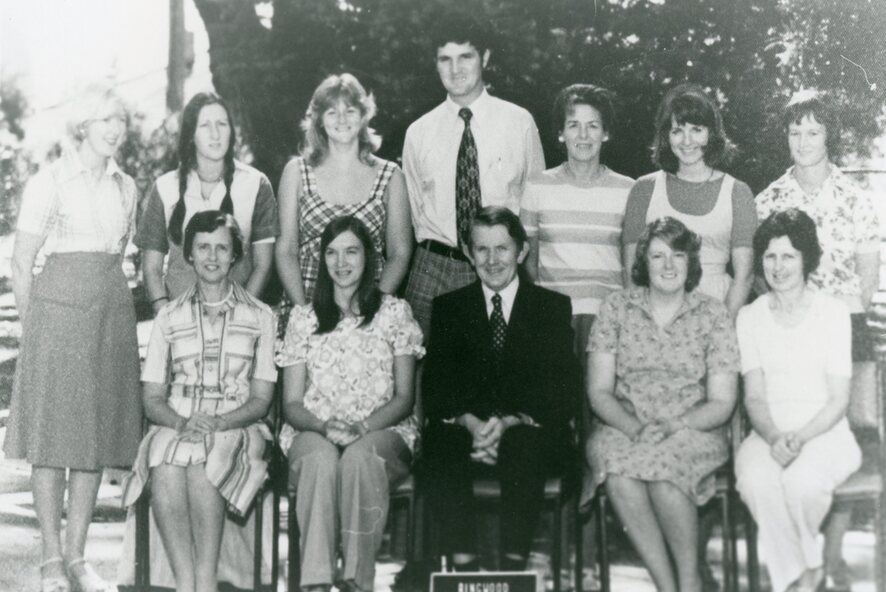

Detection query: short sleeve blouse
xmin=17 ymin=150 xmax=137 ymax=255
xmin=276 ymin=296 xmax=425 ymax=452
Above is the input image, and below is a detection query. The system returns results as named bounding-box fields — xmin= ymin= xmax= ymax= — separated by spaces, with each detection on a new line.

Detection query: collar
xmin=58 ymin=148 xmax=122 ymax=182
xmin=625 ymin=286 xmax=705 ymax=324
xmin=781 ymin=163 xmax=850 ymax=196
xmin=178 ymin=280 xmax=256 ymax=313
xmin=481 ymin=275 xmax=520 ymax=321
xmin=445 ymin=88 xmax=492 ymax=125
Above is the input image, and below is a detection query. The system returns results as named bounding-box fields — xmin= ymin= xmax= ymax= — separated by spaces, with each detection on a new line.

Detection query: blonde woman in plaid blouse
xmin=5 ymin=83 xmax=141 ymax=592
xmin=275 ymin=73 xmax=413 ymax=305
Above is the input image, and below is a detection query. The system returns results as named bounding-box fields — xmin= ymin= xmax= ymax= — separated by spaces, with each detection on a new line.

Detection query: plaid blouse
xmin=295 ymin=156 xmax=395 ymax=301
xmin=17 ymin=149 xmax=136 ymax=255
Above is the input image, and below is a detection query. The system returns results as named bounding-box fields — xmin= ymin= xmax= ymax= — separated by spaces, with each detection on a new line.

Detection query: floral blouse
xmin=755 ymin=166 xmax=880 ymax=299
xmin=589 ymin=287 xmax=740 ymax=423
xmin=276 ymin=296 xmax=425 ymax=452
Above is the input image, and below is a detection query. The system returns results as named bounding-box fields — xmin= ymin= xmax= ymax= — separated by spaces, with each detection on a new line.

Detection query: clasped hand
xmin=468 ymin=416 xmax=505 ymax=465
xmin=770 ymin=432 xmax=801 ymax=467
xmin=323 ymin=418 xmax=364 ymax=446
xmin=177 ymin=411 xmax=228 ymax=441
xmin=632 ymin=418 xmax=680 ymax=445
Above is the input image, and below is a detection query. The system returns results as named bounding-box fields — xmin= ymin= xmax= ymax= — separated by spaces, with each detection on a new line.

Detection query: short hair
xmin=183 ymin=210 xmax=244 ymax=263
xmin=651 ymin=83 xmax=736 ymax=173
xmin=429 ymin=11 xmax=492 ymax=56
xmin=782 ymin=89 xmax=841 ymax=158
xmin=66 ymin=82 xmax=127 ymax=143
xmin=632 ymin=216 xmax=703 ymax=293
xmin=466 ymin=206 xmax=528 ymax=253
xmin=313 ymin=216 xmax=383 ymax=334
xmin=169 ymin=92 xmax=238 ymax=246
xmin=552 ymin=83 xmax=617 ymax=136
xmin=301 ymin=73 xmax=381 ymax=168
xmin=753 ymin=208 xmax=822 ymax=281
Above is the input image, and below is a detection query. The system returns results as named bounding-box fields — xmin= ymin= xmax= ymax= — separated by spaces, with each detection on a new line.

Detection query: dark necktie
xmin=490 ymin=293 xmax=506 ymax=358
xmin=455 ymin=107 xmax=481 ymax=248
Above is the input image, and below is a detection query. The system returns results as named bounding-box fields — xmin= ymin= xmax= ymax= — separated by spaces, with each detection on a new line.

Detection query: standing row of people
xmin=4 ymin=13 xmax=880 ymax=592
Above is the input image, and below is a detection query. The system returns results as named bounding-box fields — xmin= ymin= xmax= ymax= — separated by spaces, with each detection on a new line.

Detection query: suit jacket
xmin=423 ymin=280 xmax=580 ymax=437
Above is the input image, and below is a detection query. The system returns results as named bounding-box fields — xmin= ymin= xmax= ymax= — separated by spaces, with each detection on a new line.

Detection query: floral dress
xmin=276 ymin=295 xmax=425 ymax=453
xmin=583 ymin=287 xmax=740 ymax=506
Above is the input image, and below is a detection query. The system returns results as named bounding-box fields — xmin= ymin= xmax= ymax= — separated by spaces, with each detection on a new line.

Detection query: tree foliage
xmin=193 ymin=0 xmax=886 ymax=193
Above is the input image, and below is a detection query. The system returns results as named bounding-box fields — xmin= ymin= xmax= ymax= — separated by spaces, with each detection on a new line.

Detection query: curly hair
xmin=632 ymin=217 xmax=703 ymax=293
xmin=753 ymin=208 xmax=822 ymax=281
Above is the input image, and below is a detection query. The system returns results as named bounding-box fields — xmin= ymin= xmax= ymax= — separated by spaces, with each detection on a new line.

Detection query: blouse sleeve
xmin=621 ymin=177 xmax=655 ymax=246
xmin=825 ymin=300 xmax=852 ymax=378
xmin=519 ymin=178 xmax=541 ymax=238
xmin=852 ymin=188 xmax=881 ymax=253
xmin=275 ymin=304 xmax=316 ymax=367
xmin=588 ymin=291 xmax=621 ymax=354
xmin=382 ymin=297 xmax=426 ymax=358
xmin=250 ymin=175 xmax=279 ymax=243
xmin=252 ymin=307 xmax=279 ymax=382
xmin=705 ymin=301 xmax=741 ymax=374
xmin=16 ymin=169 xmax=59 ymax=238
xmin=729 ymin=180 xmax=758 ymax=249
xmin=141 ymin=308 xmax=172 ymax=384
xmin=735 ymin=305 xmax=761 ymax=374
xmin=134 ymin=183 xmax=170 ymax=253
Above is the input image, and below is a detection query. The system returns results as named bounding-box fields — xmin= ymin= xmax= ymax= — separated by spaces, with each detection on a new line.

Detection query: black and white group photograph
xmin=2 ymin=1 xmax=886 ymax=591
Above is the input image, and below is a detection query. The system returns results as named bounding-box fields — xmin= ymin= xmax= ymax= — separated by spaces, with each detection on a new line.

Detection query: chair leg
xmin=134 ymin=493 xmax=150 ymax=592
xmin=745 ymin=505 xmax=760 ymax=592
xmin=288 ymin=493 xmax=300 ymax=592
xmin=272 ymin=485 xmax=280 ymax=591
xmin=877 ymin=499 xmax=885 ymax=592
xmin=574 ymin=495 xmax=583 ymax=592
xmin=719 ymin=491 xmax=736 ymax=592
xmin=552 ymin=497 xmax=562 ymax=592
xmin=596 ymin=494 xmax=609 ymax=592
xmin=254 ymin=486 xmax=264 ymax=592
xmin=405 ymin=496 xmax=416 ymax=589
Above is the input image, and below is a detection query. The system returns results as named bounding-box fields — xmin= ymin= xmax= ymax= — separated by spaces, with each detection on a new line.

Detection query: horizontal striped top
xmin=520 ymin=165 xmax=633 ymax=314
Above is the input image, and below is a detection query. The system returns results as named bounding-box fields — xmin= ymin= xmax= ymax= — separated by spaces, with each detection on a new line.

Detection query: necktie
xmin=490 ymin=293 xmax=506 ymax=357
xmin=455 ymin=107 xmax=481 ymax=248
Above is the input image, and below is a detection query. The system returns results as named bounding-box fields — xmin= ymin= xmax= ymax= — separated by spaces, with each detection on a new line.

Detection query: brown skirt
xmin=3 ymin=252 xmax=142 ymax=469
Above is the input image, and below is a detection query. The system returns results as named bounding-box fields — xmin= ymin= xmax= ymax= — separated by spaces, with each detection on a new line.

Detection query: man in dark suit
xmin=421 ymin=206 xmax=581 ymax=572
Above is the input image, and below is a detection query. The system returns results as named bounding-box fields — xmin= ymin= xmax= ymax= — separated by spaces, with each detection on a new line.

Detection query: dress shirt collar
xmin=481 ymin=275 xmax=519 ymax=323
xmin=445 ymin=88 xmax=493 ymax=129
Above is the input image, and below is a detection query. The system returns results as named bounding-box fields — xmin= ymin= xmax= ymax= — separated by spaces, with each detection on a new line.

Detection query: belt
xmin=172 ymin=384 xmax=232 ymax=400
xmin=420 ymin=240 xmax=470 ymax=263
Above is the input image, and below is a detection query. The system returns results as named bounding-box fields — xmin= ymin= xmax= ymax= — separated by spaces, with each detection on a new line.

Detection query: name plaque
xmin=429 ymin=571 xmax=539 ymax=592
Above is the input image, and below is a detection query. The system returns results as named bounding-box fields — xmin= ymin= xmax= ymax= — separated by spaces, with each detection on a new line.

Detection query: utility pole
xmin=166 ymin=0 xmax=187 ymax=112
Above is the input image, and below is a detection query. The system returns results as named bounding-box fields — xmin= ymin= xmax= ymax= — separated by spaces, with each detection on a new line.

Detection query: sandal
xmin=66 ymin=558 xmax=117 ymax=592
xmin=40 ymin=557 xmax=70 ymax=592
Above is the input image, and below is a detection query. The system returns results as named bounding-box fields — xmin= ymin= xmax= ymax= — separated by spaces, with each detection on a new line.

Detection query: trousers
xmin=288 ymin=429 xmax=412 ymax=590
xmin=735 ymin=428 xmax=860 ymax=592
xmin=422 ymin=422 xmax=569 ymax=558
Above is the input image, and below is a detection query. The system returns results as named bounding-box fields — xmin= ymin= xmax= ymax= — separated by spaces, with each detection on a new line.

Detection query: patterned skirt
xmin=3 ymin=252 xmax=142 ymax=469
xmin=122 ymin=394 xmax=272 ymax=515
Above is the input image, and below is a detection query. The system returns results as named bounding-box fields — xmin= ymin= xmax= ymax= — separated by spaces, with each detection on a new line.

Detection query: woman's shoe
xmin=66 ymin=558 xmax=117 ymax=592
xmin=825 ymin=559 xmax=852 ymax=592
xmin=40 ymin=557 xmax=70 ymax=592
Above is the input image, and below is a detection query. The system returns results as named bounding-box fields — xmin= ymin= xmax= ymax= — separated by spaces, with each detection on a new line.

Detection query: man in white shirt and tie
xmin=402 ymin=13 xmax=545 ymax=337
